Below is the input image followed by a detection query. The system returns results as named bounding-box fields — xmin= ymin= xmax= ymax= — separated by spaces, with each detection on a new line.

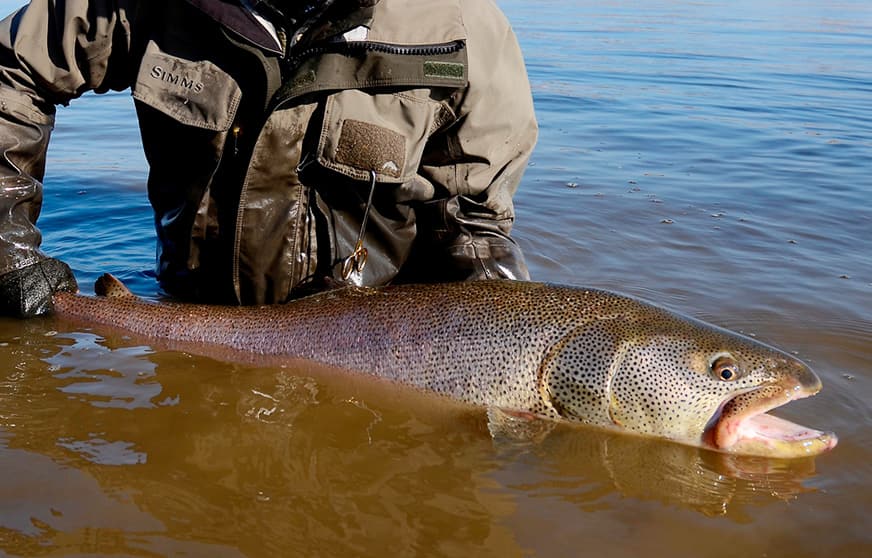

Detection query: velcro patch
xmin=334 ymin=119 xmax=406 ymax=178
xmin=423 ymin=61 xmax=465 ymax=80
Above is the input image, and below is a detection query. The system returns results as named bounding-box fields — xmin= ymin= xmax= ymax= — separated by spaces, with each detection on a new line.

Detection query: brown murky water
xmin=1 ymin=320 xmax=860 ymax=557
xmin=2 ymin=0 xmax=871 ymax=556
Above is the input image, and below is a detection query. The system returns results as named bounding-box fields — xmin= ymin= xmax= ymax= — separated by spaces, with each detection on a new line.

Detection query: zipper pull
xmin=340 ymin=170 xmax=377 ymax=282
xmin=296 ymin=151 xmax=316 ymax=174
xmin=231 ymin=125 xmax=242 ymax=157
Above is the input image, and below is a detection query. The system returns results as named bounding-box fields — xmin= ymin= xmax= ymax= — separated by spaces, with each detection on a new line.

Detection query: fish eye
xmin=710 ymin=354 xmax=740 ymax=382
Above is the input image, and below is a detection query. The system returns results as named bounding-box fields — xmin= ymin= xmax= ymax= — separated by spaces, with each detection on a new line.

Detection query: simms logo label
xmin=149 ymin=65 xmax=205 ymax=93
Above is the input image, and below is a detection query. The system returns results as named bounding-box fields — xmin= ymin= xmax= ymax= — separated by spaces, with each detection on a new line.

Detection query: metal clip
xmin=341 ymin=170 xmax=377 ymax=281
xmin=341 ymin=239 xmax=368 ymax=280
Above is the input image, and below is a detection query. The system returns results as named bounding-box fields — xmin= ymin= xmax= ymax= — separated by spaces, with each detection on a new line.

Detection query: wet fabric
xmin=0 ymin=0 xmax=537 ymax=306
xmin=0 ymin=257 xmax=77 ymax=317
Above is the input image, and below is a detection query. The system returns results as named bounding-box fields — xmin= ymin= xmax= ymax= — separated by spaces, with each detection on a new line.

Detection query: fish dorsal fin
xmin=94 ymin=273 xmax=136 ymax=298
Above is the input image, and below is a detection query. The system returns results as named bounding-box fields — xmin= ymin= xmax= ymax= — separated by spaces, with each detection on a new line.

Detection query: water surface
xmin=1 ymin=1 xmax=870 ymax=556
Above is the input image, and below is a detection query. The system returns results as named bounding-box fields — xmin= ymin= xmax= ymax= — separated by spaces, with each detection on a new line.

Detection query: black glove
xmin=0 ymin=258 xmax=78 ymax=318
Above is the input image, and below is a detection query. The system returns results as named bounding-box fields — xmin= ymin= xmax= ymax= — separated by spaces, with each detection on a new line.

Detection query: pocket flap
xmin=132 ymin=50 xmax=241 ymax=132
xmin=317 ymin=89 xmax=442 ymax=183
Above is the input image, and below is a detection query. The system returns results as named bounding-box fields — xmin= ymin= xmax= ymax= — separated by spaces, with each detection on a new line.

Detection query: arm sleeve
xmin=0 ymin=0 xmax=135 ymax=275
xmin=415 ymin=0 xmax=537 ymax=282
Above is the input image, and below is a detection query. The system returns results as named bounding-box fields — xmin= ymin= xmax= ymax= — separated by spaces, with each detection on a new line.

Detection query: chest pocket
xmin=132 ymin=48 xmax=241 ymax=131
xmin=315 ymin=88 xmax=454 ymax=183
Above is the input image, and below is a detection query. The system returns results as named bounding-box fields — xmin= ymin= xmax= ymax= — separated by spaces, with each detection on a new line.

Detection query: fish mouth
xmin=706 ymin=383 xmax=838 ymax=458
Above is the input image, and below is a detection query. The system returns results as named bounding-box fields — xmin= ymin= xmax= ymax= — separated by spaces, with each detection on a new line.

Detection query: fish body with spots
xmin=52 ymin=276 xmax=837 ymax=458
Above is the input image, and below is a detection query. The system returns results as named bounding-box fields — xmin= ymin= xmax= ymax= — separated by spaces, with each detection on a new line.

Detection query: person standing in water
xmin=0 ymin=0 xmax=537 ymax=316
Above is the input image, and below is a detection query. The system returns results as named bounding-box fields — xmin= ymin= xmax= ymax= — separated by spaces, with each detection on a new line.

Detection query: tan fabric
xmin=0 ymin=0 xmax=538 ymax=305
xmin=367 ymin=0 xmax=465 ymax=45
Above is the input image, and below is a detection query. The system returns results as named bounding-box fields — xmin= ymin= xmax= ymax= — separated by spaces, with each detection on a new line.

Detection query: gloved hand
xmin=0 ymin=258 xmax=78 ymax=318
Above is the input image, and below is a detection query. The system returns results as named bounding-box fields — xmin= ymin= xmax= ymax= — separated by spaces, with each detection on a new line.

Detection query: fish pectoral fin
xmin=486 ymin=406 xmax=556 ymax=446
xmin=94 ymin=273 xmax=136 ymax=299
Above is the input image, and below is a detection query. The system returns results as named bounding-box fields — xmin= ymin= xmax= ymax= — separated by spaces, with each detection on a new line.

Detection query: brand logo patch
xmin=149 ymin=65 xmax=205 ymax=94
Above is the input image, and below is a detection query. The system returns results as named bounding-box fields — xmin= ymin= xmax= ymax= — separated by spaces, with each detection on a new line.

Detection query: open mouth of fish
xmin=706 ymin=384 xmax=838 ymax=458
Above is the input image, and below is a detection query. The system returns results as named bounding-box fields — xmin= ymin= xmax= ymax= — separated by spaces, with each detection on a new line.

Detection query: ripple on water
xmin=46 ymin=332 xmax=160 ymax=410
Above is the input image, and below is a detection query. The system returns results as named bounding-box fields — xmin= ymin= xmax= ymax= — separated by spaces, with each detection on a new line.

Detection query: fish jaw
xmin=709 ymin=380 xmax=838 ymax=458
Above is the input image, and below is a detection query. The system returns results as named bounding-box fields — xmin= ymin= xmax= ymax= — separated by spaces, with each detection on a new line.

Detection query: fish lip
xmin=711 ymin=387 xmax=796 ymax=448
xmin=707 ymin=381 xmax=831 ymax=455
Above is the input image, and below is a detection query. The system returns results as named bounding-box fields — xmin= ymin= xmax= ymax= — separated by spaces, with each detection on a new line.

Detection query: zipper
xmin=281 ymin=39 xmax=465 ymax=76
xmin=335 ymin=39 xmax=464 ymax=57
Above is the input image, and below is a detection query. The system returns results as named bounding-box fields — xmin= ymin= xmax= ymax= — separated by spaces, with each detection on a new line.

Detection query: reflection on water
xmin=0 ymin=326 xmax=836 ymax=555
xmin=524 ymin=428 xmax=819 ymax=520
xmin=47 ymin=332 xmax=160 ymax=410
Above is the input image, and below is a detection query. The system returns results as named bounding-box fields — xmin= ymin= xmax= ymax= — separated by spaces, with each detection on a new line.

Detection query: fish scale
xmin=51 ymin=275 xmax=836 ymax=457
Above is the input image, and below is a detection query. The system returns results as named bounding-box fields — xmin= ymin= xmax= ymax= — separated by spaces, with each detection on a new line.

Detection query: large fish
xmin=52 ymin=275 xmax=837 ymax=458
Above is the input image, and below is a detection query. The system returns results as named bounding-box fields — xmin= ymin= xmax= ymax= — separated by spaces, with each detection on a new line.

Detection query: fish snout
xmin=767 ymin=356 xmax=822 ymax=397
xmin=795 ymin=362 xmax=822 ymax=394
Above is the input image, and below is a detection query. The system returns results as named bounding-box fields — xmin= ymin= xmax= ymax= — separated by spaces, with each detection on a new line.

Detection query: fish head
xmin=540 ymin=299 xmax=837 ymax=458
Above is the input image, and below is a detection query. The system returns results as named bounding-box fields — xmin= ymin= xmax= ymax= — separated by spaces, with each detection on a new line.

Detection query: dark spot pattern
xmin=52 ymin=279 xmax=818 ymax=445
